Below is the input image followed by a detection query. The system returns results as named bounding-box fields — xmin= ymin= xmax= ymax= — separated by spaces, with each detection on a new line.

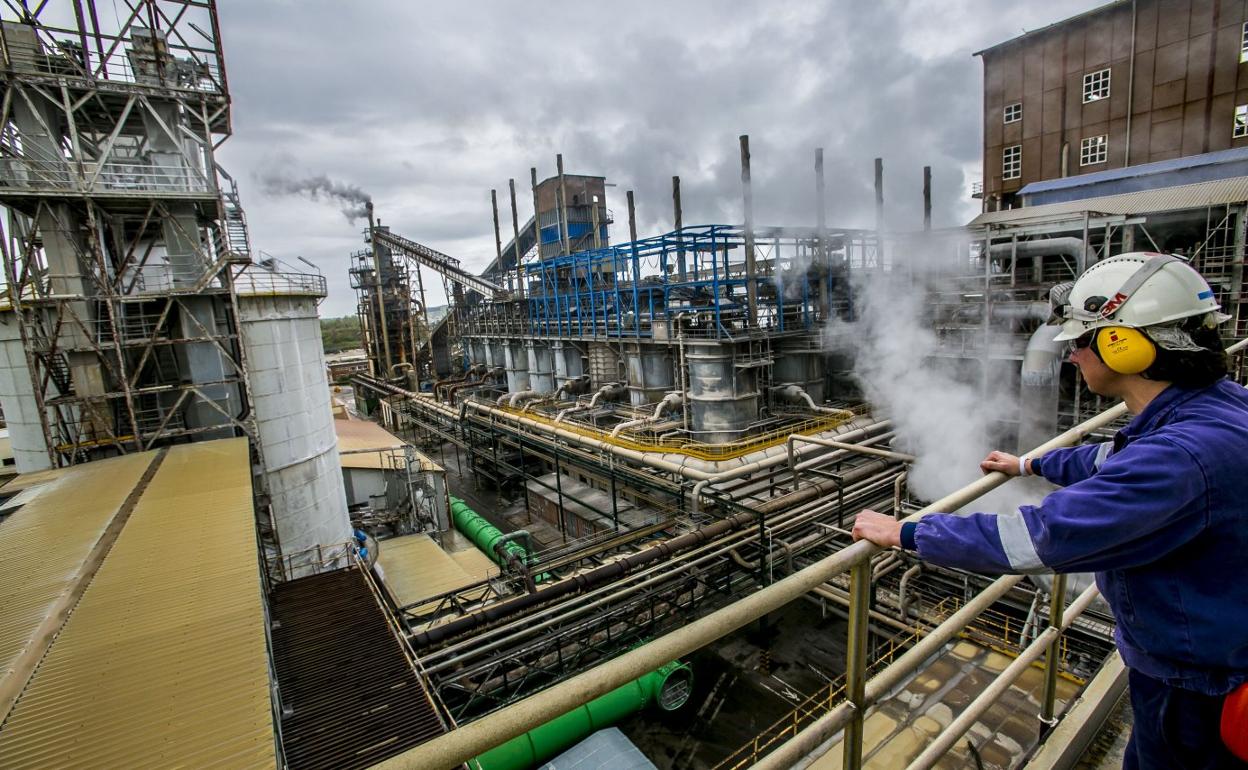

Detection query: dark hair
xmin=1143 ymin=319 xmax=1229 ymax=388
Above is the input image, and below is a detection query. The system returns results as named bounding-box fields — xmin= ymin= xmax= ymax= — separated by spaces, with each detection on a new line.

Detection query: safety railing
xmin=264 ymin=541 xmax=355 ymax=584
xmin=367 ymin=384 xmax=1145 ymax=770
xmin=233 ymin=269 xmax=328 ymax=298
xmin=0 ymin=155 xmax=215 ymax=196
xmin=2 ymin=44 xmax=225 ymax=94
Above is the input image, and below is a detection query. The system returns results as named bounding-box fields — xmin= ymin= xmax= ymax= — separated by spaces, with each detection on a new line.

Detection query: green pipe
xmin=450 ymin=496 xmax=549 ymax=582
xmin=469 ymin=659 xmax=693 ymax=770
xmin=450 ymin=496 xmax=529 ymax=566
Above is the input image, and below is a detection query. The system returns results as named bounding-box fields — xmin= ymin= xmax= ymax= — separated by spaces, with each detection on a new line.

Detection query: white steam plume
xmin=823 ymin=237 xmax=1053 ymax=516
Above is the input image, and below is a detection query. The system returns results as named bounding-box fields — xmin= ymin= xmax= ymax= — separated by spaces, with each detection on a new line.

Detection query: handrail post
xmin=843 ymin=559 xmax=871 ymax=769
xmin=1040 ymin=573 xmax=1068 ymax=726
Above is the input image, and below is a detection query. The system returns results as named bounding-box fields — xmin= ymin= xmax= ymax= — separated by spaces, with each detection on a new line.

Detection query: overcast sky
xmin=215 ymin=0 xmax=1096 ymax=317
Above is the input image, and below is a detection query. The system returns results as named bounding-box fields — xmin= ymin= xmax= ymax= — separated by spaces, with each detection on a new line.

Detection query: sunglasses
xmin=1067 ymin=333 xmax=1095 ymax=355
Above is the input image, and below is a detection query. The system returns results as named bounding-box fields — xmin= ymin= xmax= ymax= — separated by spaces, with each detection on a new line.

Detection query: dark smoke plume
xmin=258 ymin=170 xmax=372 ymax=222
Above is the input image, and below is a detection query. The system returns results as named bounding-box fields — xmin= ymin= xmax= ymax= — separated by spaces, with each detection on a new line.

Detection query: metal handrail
xmin=371 ymin=397 xmax=1129 ymax=770
xmin=233 ymin=269 xmax=328 ymax=298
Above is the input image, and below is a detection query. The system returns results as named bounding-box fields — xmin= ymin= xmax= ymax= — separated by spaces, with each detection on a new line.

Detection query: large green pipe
xmin=469 ymin=659 xmax=693 ymax=770
xmin=450 ymin=496 xmax=529 ymax=566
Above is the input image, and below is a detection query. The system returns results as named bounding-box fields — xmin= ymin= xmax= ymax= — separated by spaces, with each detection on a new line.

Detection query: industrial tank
xmin=526 ymin=340 xmax=555 ymax=393
xmin=686 ymin=342 xmax=760 ymax=444
xmin=773 ymin=338 xmax=825 ymax=403
xmin=235 ymin=270 xmax=351 ymax=573
xmin=551 ymin=340 xmax=585 ymax=392
xmin=469 ymin=339 xmax=487 ymax=368
xmin=504 ymin=341 xmax=530 ymax=394
xmin=625 ymin=344 xmax=674 ymax=406
xmin=0 ymin=305 xmax=51 ymax=472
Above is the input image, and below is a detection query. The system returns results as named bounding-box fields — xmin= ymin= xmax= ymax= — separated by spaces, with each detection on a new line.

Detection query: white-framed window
xmin=1004 ymin=102 xmax=1022 ymax=123
xmin=1083 ymin=68 xmax=1111 ymax=103
xmin=1080 ymin=135 xmax=1108 ymax=165
xmin=1241 ymin=22 xmax=1248 ymax=63
xmin=1003 ymin=145 xmax=1022 ymax=180
xmin=1235 ymin=105 xmax=1248 ymax=138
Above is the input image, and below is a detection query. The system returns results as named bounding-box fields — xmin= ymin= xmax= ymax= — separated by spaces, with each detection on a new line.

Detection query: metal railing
xmin=371 ymin=396 xmax=1132 ymax=770
xmin=264 ymin=541 xmax=354 ymax=584
xmin=0 ymin=156 xmax=215 ymax=195
xmin=233 ymin=269 xmax=328 ymax=298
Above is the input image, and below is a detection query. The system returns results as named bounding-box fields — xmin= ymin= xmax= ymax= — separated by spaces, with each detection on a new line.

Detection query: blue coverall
xmin=899 ymin=379 xmax=1248 ymax=769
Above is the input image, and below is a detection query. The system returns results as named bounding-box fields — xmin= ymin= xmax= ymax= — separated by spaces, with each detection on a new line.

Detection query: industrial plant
xmin=1 ymin=2 xmax=1247 ymax=769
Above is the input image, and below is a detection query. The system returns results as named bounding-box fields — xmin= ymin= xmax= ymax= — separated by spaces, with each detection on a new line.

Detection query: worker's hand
xmin=981 ymin=450 xmax=1022 ymax=476
xmin=852 ymin=509 xmax=903 ymax=548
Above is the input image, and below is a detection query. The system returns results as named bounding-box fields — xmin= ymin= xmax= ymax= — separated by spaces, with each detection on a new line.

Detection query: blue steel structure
xmin=467 ymin=224 xmax=864 ymax=342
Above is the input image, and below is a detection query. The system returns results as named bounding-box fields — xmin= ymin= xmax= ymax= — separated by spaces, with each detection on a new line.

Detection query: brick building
xmin=977 ymin=0 xmax=1248 ymax=210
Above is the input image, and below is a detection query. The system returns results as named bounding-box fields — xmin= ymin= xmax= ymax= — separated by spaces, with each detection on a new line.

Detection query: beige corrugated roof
xmin=969 ymin=175 xmax=1248 ymax=227
xmin=0 ymin=451 xmax=157 ymax=699
xmin=335 ymin=418 xmax=443 ymax=472
xmin=376 ymin=533 xmax=494 ymax=609
xmin=0 ymin=465 xmax=72 ymax=494
xmin=0 ymin=438 xmax=275 ymax=769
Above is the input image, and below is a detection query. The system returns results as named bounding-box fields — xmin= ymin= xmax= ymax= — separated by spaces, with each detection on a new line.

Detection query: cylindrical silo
xmin=236 ymin=272 xmax=350 ymax=574
xmin=552 ymin=340 xmax=585 ymax=391
xmin=0 ymin=305 xmax=51 ymax=472
xmin=773 ymin=338 xmax=825 ymax=403
xmin=625 ymin=344 xmax=674 ymax=406
xmin=526 ymin=340 xmax=555 ymax=393
xmin=504 ymin=340 xmax=530 ymax=393
xmin=686 ymin=342 xmax=760 ymax=444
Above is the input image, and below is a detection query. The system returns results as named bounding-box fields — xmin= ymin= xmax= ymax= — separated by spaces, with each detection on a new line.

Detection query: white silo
xmin=235 ymin=268 xmax=350 ymax=573
xmin=0 ymin=304 xmax=51 ymax=472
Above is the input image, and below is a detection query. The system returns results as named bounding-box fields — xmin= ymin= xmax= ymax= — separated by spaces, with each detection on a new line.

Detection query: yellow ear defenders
xmin=1095 ymin=326 xmax=1156 ymax=374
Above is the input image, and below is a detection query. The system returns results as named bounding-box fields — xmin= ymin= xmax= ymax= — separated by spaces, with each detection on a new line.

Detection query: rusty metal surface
xmin=0 ymin=438 xmax=275 ymax=769
xmin=270 ymin=566 xmax=447 ymax=769
xmin=0 ymin=451 xmax=157 ymax=691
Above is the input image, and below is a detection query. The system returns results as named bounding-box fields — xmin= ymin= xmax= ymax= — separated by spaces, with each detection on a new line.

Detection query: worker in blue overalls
xmin=853 ymin=252 xmax=1248 ymax=769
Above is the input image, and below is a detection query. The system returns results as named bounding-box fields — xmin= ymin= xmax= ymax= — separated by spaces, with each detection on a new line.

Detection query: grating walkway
xmin=270 ymin=566 xmax=448 ymax=769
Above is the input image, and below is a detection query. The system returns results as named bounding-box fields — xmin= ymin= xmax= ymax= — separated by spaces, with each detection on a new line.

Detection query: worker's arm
xmin=1027 ymin=442 xmax=1109 ymax=487
xmin=874 ymin=436 xmax=1207 ymax=575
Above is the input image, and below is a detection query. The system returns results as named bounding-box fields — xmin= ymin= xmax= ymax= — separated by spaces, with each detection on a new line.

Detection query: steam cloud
xmin=258 ymin=170 xmax=372 ymax=223
xmin=823 ymin=238 xmax=1053 ymax=516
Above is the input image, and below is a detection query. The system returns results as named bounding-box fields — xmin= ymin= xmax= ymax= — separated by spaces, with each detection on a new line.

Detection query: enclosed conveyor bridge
xmin=369 ymin=227 xmax=505 ymax=299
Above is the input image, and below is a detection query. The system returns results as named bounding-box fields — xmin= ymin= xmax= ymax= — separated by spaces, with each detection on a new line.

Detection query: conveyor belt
xmin=270 ymin=566 xmax=447 ymax=769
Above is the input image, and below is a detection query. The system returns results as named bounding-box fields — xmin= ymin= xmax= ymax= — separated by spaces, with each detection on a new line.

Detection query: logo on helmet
xmin=1098 ymin=291 xmax=1129 ymax=318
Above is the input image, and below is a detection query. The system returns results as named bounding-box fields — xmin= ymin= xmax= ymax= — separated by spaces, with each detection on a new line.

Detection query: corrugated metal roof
xmin=0 ymin=438 xmax=275 ymax=769
xmin=0 ymin=451 xmax=157 ymax=699
xmin=336 ymin=418 xmax=406 ymax=470
xmin=376 ymin=533 xmax=493 ymax=608
xmin=1017 ymin=147 xmax=1248 ymax=195
xmin=969 ymin=175 xmax=1248 ymax=227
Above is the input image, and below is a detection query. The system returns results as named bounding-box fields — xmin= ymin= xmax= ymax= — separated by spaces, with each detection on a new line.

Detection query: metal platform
xmin=269 ymin=566 xmax=448 ymax=769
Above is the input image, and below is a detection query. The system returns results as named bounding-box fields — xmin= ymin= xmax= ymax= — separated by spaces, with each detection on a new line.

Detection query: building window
xmin=1236 ymin=105 xmax=1248 ymax=138
xmin=1083 ymin=68 xmax=1111 ymax=103
xmin=1241 ymin=22 xmax=1248 ymax=63
xmin=1003 ymin=145 xmax=1022 ymax=180
xmin=1081 ymin=135 xmax=1108 ymax=165
xmin=1004 ymin=102 xmax=1022 ymax=123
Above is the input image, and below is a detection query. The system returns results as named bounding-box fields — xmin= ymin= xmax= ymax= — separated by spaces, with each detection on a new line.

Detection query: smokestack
xmin=815 ymin=148 xmax=829 ymax=321
xmin=874 ymin=157 xmax=884 ymax=235
xmin=556 ymin=154 xmax=570 ymax=256
xmin=923 ymin=165 xmax=932 ymax=231
xmin=740 ymin=135 xmax=757 ymax=326
xmin=672 ymin=175 xmax=686 ymax=280
xmin=509 ymin=179 xmax=524 ymax=302
xmin=491 ymin=189 xmax=506 ymax=290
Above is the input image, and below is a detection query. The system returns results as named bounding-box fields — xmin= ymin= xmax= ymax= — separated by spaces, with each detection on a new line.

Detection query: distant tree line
xmin=321 ymin=315 xmax=363 ymax=354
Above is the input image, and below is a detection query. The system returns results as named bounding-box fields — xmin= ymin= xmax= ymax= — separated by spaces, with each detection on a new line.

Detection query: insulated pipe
xmin=770 ymin=384 xmax=856 ymax=419
xmin=609 ymin=391 xmax=685 ymax=438
xmin=754 ymin=574 xmax=1026 ymax=770
xmin=555 ymin=382 xmax=625 ymax=422
xmin=554 ymin=374 xmax=591 ymax=401
xmin=903 ymin=584 xmax=1102 ymax=770
xmin=897 ymin=563 xmax=922 ymax=621
xmin=374 ymin=397 xmax=1130 ymax=770
xmin=1019 ymin=323 xmax=1067 ymax=454
xmin=507 ymin=390 xmax=546 ymax=408
xmin=987 ymin=237 xmax=1083 ymax=262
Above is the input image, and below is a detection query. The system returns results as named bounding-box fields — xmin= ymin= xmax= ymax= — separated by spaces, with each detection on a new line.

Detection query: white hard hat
xmin=1050 ymin=252 xmax=1225 ymax=342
